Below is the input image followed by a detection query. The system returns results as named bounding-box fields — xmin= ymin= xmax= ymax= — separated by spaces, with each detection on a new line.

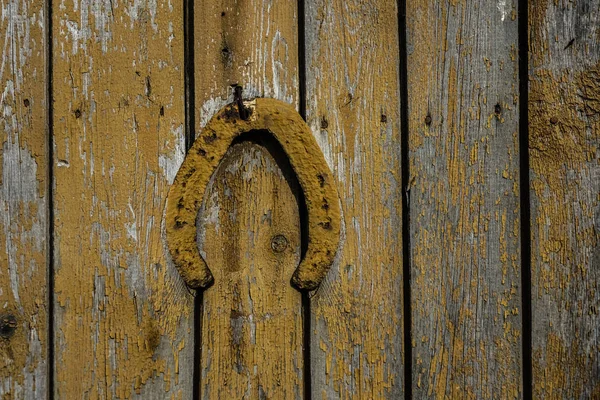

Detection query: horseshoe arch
xmin=165 ymin=98 xmax=341 ymax=291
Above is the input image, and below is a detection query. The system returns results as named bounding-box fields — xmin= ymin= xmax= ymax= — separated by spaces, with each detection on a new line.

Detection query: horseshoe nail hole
xmin=203 ymin=132 xmax=217 ymax=143
xmin=319 ymin=221 xmax=332 ymax=230
xmin=494 ymin=103 xmax=502 ymax=115
xmin=317 ymin=174 xmax=325 ymax=187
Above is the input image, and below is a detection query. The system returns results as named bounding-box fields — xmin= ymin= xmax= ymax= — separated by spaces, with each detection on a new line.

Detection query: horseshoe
xmin=165 ymin=98 xmax=341 ymax=291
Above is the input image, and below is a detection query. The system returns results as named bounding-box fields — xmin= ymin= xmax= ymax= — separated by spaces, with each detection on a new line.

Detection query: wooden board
xmin=197 ymin=139 xmax=304 ymax=399
xmin=0 ymin=0 xmax=48 ymax=397
xmin=52 ymin=1 xmax=194 ymax=397
xmin=194 ymin=0 xmax=299 ymax=124
xmin=406 ymin=1 xmax=523 ymax=398
xmin=529 ymin=0 xmax=600 ymax=398
xmin=193 ymin=1 xmax=301 ymax=397
xmin=304 ymin=1 xmax=405 ymax=397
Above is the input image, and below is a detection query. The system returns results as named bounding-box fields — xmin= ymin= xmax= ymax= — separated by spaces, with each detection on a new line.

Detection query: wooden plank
xmin=194 ymin=0 xmax=299 ymax=122
xmin=304 ymin=1 xmax=405 ymax=397
xmin=406 ymin=1 xmax=522 ymax=398
xmin=52 ymin=1 xmax=194 ymax=397
xmin=529 ymin=1 xmax=600 ymax=398
xmin=0 ymin=0 xmax=48 ymax=397
xmin=197 ymin=138 xmax=303 ymax=398
xmin=193 ymin=2 xmax=301 ymax=397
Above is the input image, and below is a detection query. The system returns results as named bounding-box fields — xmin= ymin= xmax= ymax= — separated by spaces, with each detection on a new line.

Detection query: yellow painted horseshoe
xmin=166 ymin=98 xmax=341 ymax=290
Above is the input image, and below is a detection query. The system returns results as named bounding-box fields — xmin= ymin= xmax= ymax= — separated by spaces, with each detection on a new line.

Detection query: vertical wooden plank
xmin=304 ymin=1 xmax=404 ymax=398
xmin=198 ymin=139 xmax=303 ymax=398
xmin=529 ymin=1 xmax=600 ymax=398
xmin=407 ymin=0 xmax=522 ymax=398
xmin=52 ymin=1 xmax=194 ymax=397
xmin=194 ymin=2 xmax=301 ymax=397
xmin=195 ymin=0 xmax=299 ymax=121
xmin=0 ymin=0 xmax=48 ymax=397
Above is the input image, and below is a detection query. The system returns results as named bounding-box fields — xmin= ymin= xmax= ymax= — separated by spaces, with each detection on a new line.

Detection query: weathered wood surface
xmin=193 ymin=1 xmax=301 ymax=398
xmin=529 ymin=0 xmax=600 ymax=398
xmin=197 ymin=139 xmax=303 ymax=399
xmin=194 ymin=0 xmax=299 ymax=123
xmin=304 ymin=1 xmax=405 ymax=397
xmin=407 ymin=0 xmax=522 ymax=398
xmin=52 ymin=1 xmax=194 ymax=398
xmin=0 ymin=0 xmax=48 ymax=397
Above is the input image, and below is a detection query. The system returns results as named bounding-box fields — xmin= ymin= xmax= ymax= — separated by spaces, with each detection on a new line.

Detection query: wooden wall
xmin=0 ymin=0 xmax=597 ymax=398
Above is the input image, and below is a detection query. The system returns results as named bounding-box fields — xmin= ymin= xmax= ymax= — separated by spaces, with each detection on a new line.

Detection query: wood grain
xmin=529 ymin=0 xmax=600 ymax=398
xmin=0 ymin=0 xmax=48 ymax=397
xmin=304 ymin=1 xmax=405 ymax=397
xmin=52 ymin=1 xmax=194 ymax=397
xmin=194 ymin=0 xmax=299 ymax=128
xmin=193 ymin=2 xmax=301 ymax=397
xmin=406 ymin=0 xmax=523 ymax=398
xmin=197 ymin=139 xmax=304 ymax=399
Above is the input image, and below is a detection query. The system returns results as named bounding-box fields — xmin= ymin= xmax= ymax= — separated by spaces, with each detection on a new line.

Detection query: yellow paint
xmin=407 ymin=0 xmax=522 ymax=398
xmin=52 ymin=0 xmax=193 ymax=397
xmin=529 ymin=60 xmax=600 ymax=397
xmin=198 ymin=141 xmax=303 ymax=398
xmin=306 ymin=0 xmax=405 ymax=397
xmin=0 ymin=0 xmax=48 ymax=396
xmin=166 ymin=98 xmax=341 ymax=291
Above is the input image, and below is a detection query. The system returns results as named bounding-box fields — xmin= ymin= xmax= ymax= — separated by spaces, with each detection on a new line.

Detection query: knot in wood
xmin=271 ymin=234 xmax=288 ymax=253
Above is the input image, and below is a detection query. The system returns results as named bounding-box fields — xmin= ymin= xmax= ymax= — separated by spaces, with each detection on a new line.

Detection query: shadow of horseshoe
xmin=165 ymin=98 xmax=341 ymax=291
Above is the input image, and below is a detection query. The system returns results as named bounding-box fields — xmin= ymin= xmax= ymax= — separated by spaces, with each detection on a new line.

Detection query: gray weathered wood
xmin=304 ymin=1 xmax=405 ymax=397
xmin=51 ymin=1 xmax=194 ymax=397
xmin=407 ymin=0 xmax=523 ymax=398
xmin=529 ymin=0 xmax=600 ymax=398
xmin=0 ymin=0 xmax=48 ymax=397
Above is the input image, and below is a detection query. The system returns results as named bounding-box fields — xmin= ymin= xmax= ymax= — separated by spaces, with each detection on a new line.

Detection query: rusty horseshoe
xmin=165 ymin=98 xmax=341 ymax=291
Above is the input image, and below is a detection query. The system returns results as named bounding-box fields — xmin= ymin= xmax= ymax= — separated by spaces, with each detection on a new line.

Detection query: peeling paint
xmin=198 ymin=141 xmax=303 ymax=399
xmin=529 ymin=0 xmax=600 ymax=396
xmin=407 ymin=0 xmax=522 ymax=397
xmin=52 ymin=0 xmax=194 ymax=397
xmin=305 ymin=1 xmax=405 ymax=398
xmin=0 ymin=0 xmax=48 ymax=396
